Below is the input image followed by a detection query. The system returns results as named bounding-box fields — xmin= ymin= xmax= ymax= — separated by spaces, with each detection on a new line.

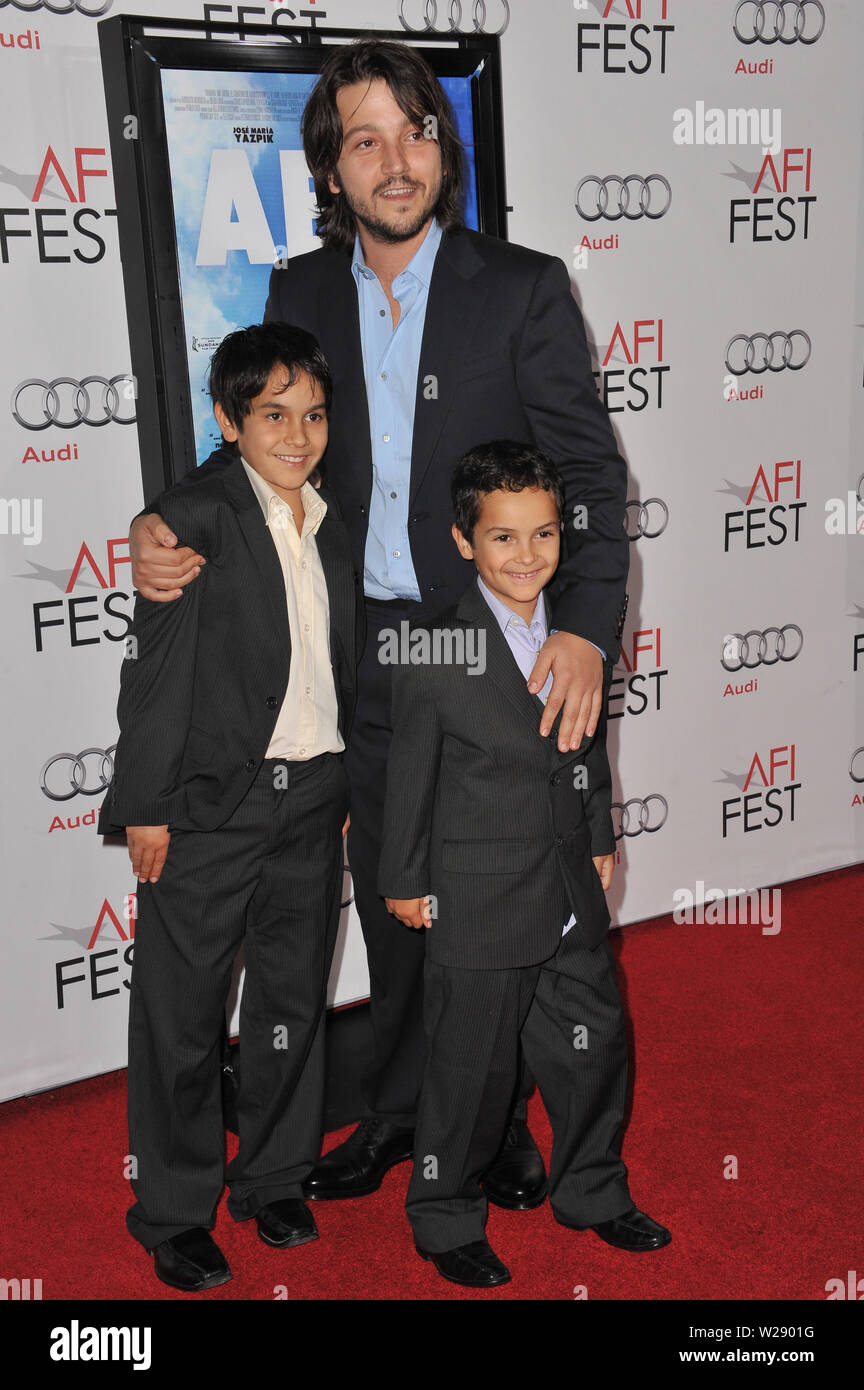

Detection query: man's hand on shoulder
xmin=130 ymin=513 xmax=206 ymax=602
xmin=529 ymin=632 xmax=603 ymax=751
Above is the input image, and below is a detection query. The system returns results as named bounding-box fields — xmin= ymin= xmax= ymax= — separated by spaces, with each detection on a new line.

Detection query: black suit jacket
xmin=376 ymin=580 xmax=615 ymax=970
xmin=191 ymin=227 xmax=628 ymax=659
xmin=100 ymin=458 xmax=359 ymax=833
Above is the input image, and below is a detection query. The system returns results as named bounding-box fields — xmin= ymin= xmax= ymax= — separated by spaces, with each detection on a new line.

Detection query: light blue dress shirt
xmin=351 ymin=218 xmax=443 ymax=601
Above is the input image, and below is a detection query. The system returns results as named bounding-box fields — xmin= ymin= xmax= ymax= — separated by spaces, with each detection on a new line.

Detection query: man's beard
xmin=338 ymin=178 xmax=441 ymax=244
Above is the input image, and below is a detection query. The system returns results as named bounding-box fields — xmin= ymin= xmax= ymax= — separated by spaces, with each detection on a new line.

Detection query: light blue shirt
xmin=352 ymin=218 xmax=443 ymax=601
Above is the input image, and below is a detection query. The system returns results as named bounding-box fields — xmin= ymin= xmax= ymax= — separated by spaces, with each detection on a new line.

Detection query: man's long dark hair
xmin=302 ymin=39 xmax=467 ymax=253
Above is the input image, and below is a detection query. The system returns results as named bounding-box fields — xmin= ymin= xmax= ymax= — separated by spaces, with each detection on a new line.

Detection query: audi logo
xmin=12 ymin=376 xmax=136 ymax=431
xmin=725 ymin=331 xmax=811 ymax=376
xmin=851 ymin=748 xmax=864 ymax=784
xmin=0 ymin=0 xmax=113 ymax=12
xmin=399 ymin=0 xmax=510 ymax=34
xmin=611 ymin=796 xmax=668 ymax=840
xmin=41 ymin=747 xmax=116 ymax=802
xmin=721 ymin=625 xmax=803 ymax=671
xmin=624 ymin=499 xmax=669 ymax=541
xmin=576 ymin=175 xmax=672 ymax=223
xmin=733 ymin=0 xmax=825 ymax=45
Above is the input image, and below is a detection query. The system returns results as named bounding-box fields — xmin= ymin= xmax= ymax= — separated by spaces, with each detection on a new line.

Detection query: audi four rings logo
xmin=576 ymin=175 xmax=672 ymax=223
xmin=733 ymin=1 xmax=825 ymax=44
xmin=399 ymin=0 xmax=510 ymax=34
xmin=850 ymin=749 xmax=864 ymax=784
xmin=0 ymin=0 xmax=113 ymax=13
xmin=41 ymin=747 xmax=116 ymax=802
xmin=725 ymin=331 xmax=811 ymax=376
xmin=611 ymin=796 xmax=668 ymax=840
xmin=721 ymin=625 xmax=804 ymax=671
xmin=12 ymin=377 xmax=136 ymax=430
xmin=624 ymin=499 xmax=669 ymax=540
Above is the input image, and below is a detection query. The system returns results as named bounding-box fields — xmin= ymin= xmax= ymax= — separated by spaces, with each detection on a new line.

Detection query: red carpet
xmin=3 ymin=865 xmax=861 ymax=1302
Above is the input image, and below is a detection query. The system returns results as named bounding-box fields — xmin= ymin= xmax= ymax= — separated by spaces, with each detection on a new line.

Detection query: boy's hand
xmin=130 ymin=513 xmax=205 ymax=602
xmin=529 ymin=632 xmax=602 ymax=752
xmin=385 ymin=896 xmax=434 ymax=930
xmin=593 ymin=853 xmax=614 ymax=892
xmin=127 ymin=825 xmax=170 ymax=883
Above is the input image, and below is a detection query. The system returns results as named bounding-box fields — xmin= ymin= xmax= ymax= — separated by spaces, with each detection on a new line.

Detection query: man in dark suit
xmin=129 ymin=39 xmax=629 ymax=1210
xmin=101 ymin=324 xmax=359 ymax=1290
xmin=379 ymin=443 xmax=669 ymax=1288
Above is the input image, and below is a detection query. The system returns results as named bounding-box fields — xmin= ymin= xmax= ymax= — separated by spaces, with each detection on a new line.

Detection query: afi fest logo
xmin=29 ymin=535 xmax=133 ymax=653
xmin=575 ymin=0 xmax=674 ymax=75
xmin=719 ymin=744 xmax=800 ymax=837
xmin=720 ymin=458 xmax=805 ymax=551
xmin=592 ymin=318 xmax=669 ymax=413
xmin=0 ymin=143 xmax=116 ymax=266
xmin=729 ymin=147 xmax=815 ymax=243
xmin=43 ymin=895 xmax=135 ymax=1011
xmin=609 ymin=626 xmax=667 ymax=718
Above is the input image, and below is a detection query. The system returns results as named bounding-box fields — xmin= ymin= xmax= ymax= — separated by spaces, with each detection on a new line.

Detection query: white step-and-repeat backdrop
xmin=1 ymin=0 xmax=862 ymax=1101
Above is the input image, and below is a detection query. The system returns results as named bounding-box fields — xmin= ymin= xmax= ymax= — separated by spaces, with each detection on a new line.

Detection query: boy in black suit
xmin=379 ymin=442 xmax=669 ymax=1289
xmin=99 ymin=324 xmax=359 ymax=1291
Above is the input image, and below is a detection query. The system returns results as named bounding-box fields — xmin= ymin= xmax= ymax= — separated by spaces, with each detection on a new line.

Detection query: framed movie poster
xmin=99 ymin=16 xmax=507 ymax=499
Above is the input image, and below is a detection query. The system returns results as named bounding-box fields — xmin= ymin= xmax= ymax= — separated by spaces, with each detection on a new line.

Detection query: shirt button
xmin=301 ymin=561 xmax=307 ymax=570
xmin=266 ymin=696 xmax=279 ymax=710
xmin=379 ymin=309 xmax=386 ymax=317
xmin=299 ymin=748 xmax=307 ymax=756
xmin=381 ymin=372 xmax=387 ymax=380
xmin=245 ymin=759 xmax=256 ymax=772
xmin=382 ymin=434 xmax=390 ymax=442
xmin=390 ymin=491 xmax=397 ymax=499
xmin=304 ymin=624 xmax=310 ymax=632
xmin=305 ymin=687 xmax=311 ymax=696
xmin=393 ymin=549 xmax=401 ymax=558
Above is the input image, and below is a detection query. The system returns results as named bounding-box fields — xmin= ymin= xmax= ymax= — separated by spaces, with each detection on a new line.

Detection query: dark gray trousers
xmin=406 ymin=929 xmax=632 ymax=1253
xmin=126 ymin=753 xmax=349 ymax=1250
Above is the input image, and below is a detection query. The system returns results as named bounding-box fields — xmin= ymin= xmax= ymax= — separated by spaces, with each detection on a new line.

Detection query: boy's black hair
xmin=209 ymin=322 xmax=333 ymax=429
xmin=451 ymin=440 xmax=565 ymax=544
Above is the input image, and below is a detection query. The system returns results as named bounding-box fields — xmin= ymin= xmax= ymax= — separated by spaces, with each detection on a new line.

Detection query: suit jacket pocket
xmin=442 ymin=838 xmax=528 ymax=875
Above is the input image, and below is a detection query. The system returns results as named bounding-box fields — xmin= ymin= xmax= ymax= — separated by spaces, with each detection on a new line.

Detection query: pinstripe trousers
xmin=406 ymin=928 xmax=632 ymax=1253
xmin=125 ymin=753 xmax=349 ymax=1250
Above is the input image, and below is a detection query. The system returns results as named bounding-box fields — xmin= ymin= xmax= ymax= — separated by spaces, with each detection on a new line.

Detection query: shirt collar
xmin=477 ymin=575 xmax=548 ymax=642
xmin=241 ymin=458 xmax=327 ymax=537
xmin=351 ymin=217 xmax=442 ymax=291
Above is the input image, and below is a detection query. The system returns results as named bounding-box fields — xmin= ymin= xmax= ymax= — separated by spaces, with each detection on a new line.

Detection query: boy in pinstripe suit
xmin=379 ymin=441 xmax=670 ymax=1288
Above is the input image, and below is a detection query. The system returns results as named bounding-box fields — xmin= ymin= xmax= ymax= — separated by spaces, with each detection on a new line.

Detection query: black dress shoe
xmin=302 ymin=1118 xmax=414 ymax=1200
xmin=416 ymin=1239 xmax=511 ymax=1288
xmin=151 ymin=1228 xmax=232 ymax=1291
xmin=256 ymin=1198 xmax=318 ymax=1249
xmin=481 ymin=1119 xmax=547 ymax=1211
xmin=565 ymin=1205 xmax=671 ymax=1252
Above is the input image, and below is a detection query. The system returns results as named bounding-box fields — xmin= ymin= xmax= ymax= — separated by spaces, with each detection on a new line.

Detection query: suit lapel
xmin=457 ymin=583 xmax=588 ymax=773
xmin=221 ymin=459 xmax=292 ymax=653
xmin=317 ymin=260 xmax=373 ymax=505
xmin=410 ymin=232 xmax=488 ymax=506
xmin=314 ymin=504 xmax=353 ymax=674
